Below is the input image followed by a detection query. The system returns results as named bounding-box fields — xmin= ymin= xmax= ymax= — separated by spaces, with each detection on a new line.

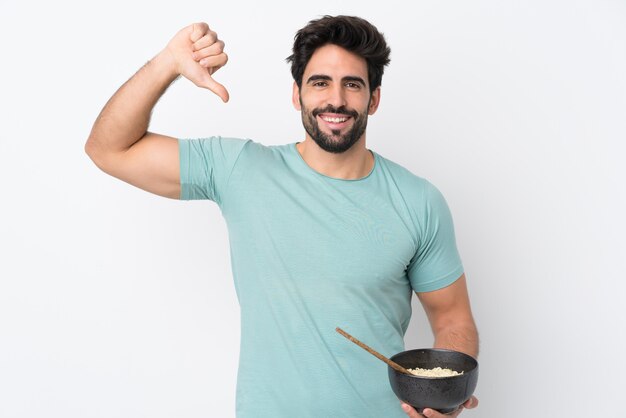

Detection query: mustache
xmin=312 ymin=105 xmax=359 ymax=118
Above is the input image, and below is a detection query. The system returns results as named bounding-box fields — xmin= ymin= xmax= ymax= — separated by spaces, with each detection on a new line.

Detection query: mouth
xmin=317 ymin=113 xmax=353 ymax=131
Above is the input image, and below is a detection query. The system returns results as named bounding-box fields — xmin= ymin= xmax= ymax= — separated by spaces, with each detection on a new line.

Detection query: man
xmin=85 ymin=16 xmax=479 ymax=418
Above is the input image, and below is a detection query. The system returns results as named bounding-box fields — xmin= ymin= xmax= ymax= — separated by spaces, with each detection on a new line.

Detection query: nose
xmin=325 ymin=84 xmax=347 ymax=108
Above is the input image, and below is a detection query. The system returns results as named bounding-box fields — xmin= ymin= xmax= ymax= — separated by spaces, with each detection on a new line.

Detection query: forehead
xmin=303 ymin=44 xmax=368 ymax=80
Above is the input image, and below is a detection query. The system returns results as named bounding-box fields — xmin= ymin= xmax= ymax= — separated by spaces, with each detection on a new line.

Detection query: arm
xmin=401 ymin=274 xmax=479 ymax=417
xmin=417 ymin=274 xmax=478 ymax=358
xmin=85 ymin=22 xmax=229 ymax=198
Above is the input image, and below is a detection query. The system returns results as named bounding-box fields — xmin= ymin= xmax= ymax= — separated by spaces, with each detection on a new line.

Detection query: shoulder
xmin=374 ymin=152 xmax=442 ymax=200
xmin=180 ymin=137 xmax=292 ymax=159
xmin=231 ymin=140 xmax=295 ymax=164
xmin=178 ymin=136 xmax=251 ymax=157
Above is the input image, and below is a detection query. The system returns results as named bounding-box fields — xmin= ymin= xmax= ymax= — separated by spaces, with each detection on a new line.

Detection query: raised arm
xmin=85 ymin=22 xmax=229 ymax=199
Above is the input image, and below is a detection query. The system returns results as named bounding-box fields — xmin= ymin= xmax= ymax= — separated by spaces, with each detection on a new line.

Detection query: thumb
xmin=400 ymin=403 xmax=421 ymax=418
xmin=190 ymin=67 xmax=229 ymax=102
xmin=203 ymin=76 xmax=230 ymax=103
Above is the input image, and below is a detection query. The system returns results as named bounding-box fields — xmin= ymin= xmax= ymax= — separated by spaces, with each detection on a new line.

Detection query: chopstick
xmin=335 ymin=327 xmax=412 ymax=375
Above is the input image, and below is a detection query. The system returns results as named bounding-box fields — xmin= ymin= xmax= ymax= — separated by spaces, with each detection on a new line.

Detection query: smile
xmin=318 ymin=113 xmax=352 ymax=128
xmin=321 ymin=116 xmax=349 ymax=123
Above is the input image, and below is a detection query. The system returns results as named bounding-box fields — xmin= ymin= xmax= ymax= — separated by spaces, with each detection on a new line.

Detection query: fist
xmin=163 ymin=22 xmax=229 ymax=102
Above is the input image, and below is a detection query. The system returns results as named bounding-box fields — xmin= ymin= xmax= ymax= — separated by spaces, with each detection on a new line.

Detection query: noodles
xmin=407 ymin=366 xmax=463 ymax=377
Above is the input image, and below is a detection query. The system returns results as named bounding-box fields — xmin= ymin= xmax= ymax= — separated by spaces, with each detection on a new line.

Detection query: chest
xmin=224 ymin=172 xmax=417 ymax=289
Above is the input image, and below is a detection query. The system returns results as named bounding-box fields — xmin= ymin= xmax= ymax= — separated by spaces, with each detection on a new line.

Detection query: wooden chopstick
xmin=335 ymin=327 xmax=412 ymax=375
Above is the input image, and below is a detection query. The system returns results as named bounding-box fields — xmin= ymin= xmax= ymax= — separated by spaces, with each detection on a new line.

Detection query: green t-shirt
xmin=179 ymin=137 xmax=464 ymax=418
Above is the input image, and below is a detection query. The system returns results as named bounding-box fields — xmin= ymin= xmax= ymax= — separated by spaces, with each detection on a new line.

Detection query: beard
xmin=300 ymin=100 xmax=369 ymax=154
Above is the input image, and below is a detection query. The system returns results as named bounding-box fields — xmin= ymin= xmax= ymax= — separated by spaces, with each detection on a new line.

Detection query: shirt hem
xmin=411 ymin=266 xmax=464 ymax=293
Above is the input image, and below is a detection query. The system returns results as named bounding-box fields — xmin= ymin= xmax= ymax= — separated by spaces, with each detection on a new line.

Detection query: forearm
xmin=86 ymin=50 xmax=179 ymax=157
xmin=433 ymin=322 xmax=479 ymax=359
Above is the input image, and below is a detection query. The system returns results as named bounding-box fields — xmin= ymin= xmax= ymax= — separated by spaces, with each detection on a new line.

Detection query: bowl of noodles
xmin=388 ymin=348 xmax=478 ymax=414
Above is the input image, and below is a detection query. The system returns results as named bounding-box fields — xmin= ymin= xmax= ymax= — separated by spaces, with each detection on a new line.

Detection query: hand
xmin=400 ymin=396 xmax=478 ymax=417
xmin=162 ymin=22 xmax=229 ymax=102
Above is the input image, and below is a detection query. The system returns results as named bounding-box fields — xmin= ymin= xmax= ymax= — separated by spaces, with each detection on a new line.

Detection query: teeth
xmin=321 ymin=116 xmax=348 ymax=123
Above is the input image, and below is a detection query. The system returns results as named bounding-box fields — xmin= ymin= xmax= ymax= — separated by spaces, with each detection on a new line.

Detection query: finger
xmin=192 ymin=40 xmax=225 ymax=61
xmin=463 ymin=396 xmax=479 ymax=409
xmin=198 ymin=52 xmax=228 ymax=70
xmin=192 ymin=31 xmax=219 ymax=51
xmin=400 ymin=403 xmax=423 ymax=418
xmin=189 ymin=22 xmax=209 ymax=43
xmin=422 ymin=406 xmax=463 ymax=417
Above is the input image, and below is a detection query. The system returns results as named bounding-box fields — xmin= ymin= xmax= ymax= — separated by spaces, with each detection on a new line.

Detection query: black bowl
xmin=388 ymin=348 xmax=478 ymax=414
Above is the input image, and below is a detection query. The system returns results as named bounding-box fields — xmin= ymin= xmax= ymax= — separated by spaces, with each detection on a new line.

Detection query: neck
xmin=296 ymin=136 xmax=374 ymax=180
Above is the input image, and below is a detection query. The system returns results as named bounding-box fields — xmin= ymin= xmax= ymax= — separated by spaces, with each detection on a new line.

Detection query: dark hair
xmin=286 ymin=15 xmax=391 ymax=92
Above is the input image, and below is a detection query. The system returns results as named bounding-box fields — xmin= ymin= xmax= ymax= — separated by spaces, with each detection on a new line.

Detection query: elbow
xmin=84 ymin=135 xmax=111 ymax=172
xmin=84 ymin=137 xmax=96 ymax=160
xmin=84 ymin=136 xmax=101 ymax=165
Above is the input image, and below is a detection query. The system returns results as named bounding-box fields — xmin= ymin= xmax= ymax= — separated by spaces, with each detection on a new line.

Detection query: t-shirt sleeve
xmin=178 ymin=136 xmax=249 ymax=204
xmin=407 ymin=182 xmax=464 ymax=292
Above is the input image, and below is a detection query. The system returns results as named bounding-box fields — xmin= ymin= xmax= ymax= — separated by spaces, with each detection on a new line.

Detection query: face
xmin=293 ymin=44 xmax=380 ymax=154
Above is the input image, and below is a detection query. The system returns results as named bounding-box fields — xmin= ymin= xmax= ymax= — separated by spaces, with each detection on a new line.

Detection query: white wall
xmin=1 ymin=0 xmax=624 ymax=417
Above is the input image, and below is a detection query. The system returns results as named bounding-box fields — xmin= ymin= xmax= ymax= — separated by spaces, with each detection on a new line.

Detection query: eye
xmin=312 ymin=81 xmax=328 ymax=87
xmin=345 ymin=82 xmax=362 ymax=89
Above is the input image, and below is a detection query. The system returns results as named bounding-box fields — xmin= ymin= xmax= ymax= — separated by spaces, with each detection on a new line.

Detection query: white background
xmin=1 ymin=0 xmax=625 ymax=417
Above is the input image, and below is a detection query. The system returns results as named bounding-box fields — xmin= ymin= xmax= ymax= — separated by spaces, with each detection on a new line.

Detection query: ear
xmin=368 ymin=87 xmax=381 ymax=115
xmin=292 ymin=81 xmax=302 ymax=111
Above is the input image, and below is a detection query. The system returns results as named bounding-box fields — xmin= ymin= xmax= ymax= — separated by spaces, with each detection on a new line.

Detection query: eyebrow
xmin=306 ymin=74 xmax=367 ymax=86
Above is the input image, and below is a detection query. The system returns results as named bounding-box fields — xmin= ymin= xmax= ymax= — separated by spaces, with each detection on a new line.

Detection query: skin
xmin=401 ymin=396 xmax=479 ymax=418
xmin=85 ymin=22 xmax=479 ymax=417
xmin=292 ymin=46 xmax=480 ymax=417
xmin=292 ymin=44 xmax=379 ymax=179
xmin=85 ymin=23 xmax=228 ymax=199
xmin=402 ymin=274 xmax=479 ymax=417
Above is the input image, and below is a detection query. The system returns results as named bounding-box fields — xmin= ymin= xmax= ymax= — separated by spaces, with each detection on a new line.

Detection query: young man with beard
xmin=85 ymin=16 xmax=479 ymax=418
